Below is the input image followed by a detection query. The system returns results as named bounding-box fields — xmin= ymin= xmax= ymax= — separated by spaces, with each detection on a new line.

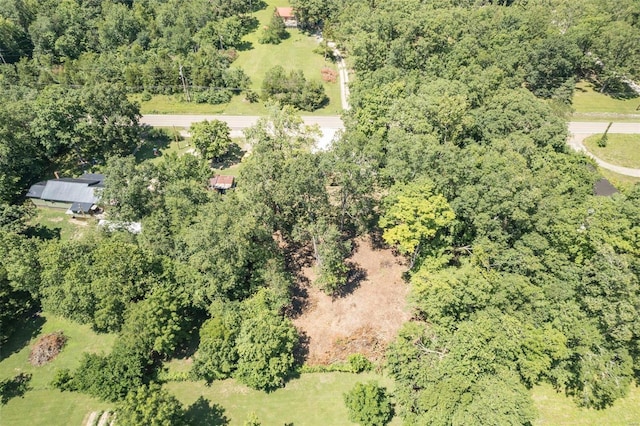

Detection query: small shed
xmin=209 ymin=175 xmax=235 ymax=193
xmin=276 ymin=7 xmax=297 ymax=28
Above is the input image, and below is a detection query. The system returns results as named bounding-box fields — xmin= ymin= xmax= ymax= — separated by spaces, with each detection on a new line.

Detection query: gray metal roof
xmin=40 ymin=180 xmax=99 ymax=204
xmin=70 ymin=201 xmax=95 ymax=213
xmin=26 ymin=183 xmax=47 ymax=198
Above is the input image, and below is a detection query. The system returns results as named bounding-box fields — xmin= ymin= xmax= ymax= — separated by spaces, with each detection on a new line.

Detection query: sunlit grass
xmin=583 ymin=133 xmax=640 ymax=169
xmin=572 ymin=80 xmax=640 ymax=117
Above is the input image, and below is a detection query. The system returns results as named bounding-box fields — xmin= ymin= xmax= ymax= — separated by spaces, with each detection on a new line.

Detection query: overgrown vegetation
xmin=1 ymin=0 xmax=640 ymax=425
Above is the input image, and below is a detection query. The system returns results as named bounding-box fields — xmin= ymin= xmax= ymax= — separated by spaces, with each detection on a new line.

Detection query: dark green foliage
xmin=259 ymin=10 xmax=287 ymax=45
xmin=192 ymin=302 xmax=242 ymax=382
xmin=261 ymin=66 xmax=328 ymax=111
xmin=0 ymin=373 xmax=31 ymax=405
xmin=344 ymin=381 xmax=393 ymax=426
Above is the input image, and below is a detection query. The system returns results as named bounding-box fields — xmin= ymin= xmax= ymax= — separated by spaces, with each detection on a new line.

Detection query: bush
xmin=348 ymin=353 xmax=373 ymax=373
xmin=344 ymin=382 xmax=393 ymax=426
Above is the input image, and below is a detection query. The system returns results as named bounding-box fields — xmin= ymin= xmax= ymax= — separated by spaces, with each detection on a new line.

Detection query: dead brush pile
xmin=321 ymin=67 xmax=337 ymax=83
xmin=29 ymin=331 xmax=67 ymax=366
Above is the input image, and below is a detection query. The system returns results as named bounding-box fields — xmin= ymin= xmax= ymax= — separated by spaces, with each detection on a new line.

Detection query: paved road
xmin=142 ymin=116 xmax=640 ymax=175
xmin=140 ymin=114 xmax=344 ymax=130
xmin=567 ymin=121 xmax=640 ymax=177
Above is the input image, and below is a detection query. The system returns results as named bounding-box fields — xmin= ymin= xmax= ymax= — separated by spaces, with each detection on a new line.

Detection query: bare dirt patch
xmin=292 ymin=236 xmax=411 ymax=365
xmin=29 ymin=331 xmax=67 ymax=366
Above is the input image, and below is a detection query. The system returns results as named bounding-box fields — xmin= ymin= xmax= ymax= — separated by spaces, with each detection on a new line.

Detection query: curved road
xmin=568 ymin=122 xmax=640 ymax=177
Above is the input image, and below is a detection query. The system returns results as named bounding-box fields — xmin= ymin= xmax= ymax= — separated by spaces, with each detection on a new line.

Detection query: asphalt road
xmin=567 ymin=121 xmax=640 ymax=177
xmin=140 ymin=114 xmax=345 ymax=130
xmin=141 ymin=115 xmax=640 ymax=175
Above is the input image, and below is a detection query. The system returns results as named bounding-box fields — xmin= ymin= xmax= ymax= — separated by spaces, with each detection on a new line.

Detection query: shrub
xmin=348 ymin=353 xmax=373 ymax=373
xmin=344 ymin=382 xmax=393 ymax=426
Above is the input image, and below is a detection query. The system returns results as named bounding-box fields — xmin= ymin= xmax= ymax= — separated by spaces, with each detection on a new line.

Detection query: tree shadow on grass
xmin=184 ymin=396 xmax=229 ymax=426
xmin=212 ymin=143 xmax=246 ymax=170
xmin=0 ymin=314 xmax=45 ymax=362
xmin=0 ymin=373 xmax=32 ymax=405
xmin=592 ymin=78 xmax=640 ymax=100
xmin=135 ymin=125 xmax=173 ymax=162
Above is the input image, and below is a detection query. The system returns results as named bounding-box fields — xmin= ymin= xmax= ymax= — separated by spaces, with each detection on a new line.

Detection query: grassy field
xmin=165 ymin=372 xmax=401 ymax=426
xmin=133 ymin=0 xmax=341 ymax=116
xmin=27 ymin=208 xmax=93 ymax=241
xmin=572 ymin=80 xmax=640 ymax=120
xmin=131 ymin=94 xmax=227 ymax=115
xmin=0 ymin=314 xmax=116 ymax=425
xmin=598 ymin=168 xmax=640 ymax=188
xmin=583 ymin=133 xmax=640 ymax=169
xmin=533 ymin=383 xmax=640 ymax=425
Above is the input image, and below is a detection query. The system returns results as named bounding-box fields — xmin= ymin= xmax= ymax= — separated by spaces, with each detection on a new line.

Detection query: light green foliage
xmin=344 ymin=381 xmax=393 ymax=426
xmin=117 ymin=383 xmax=185 ymax=426
xmin=314 ymin=222 xmax=351 ymax=295
xmin=379 ymin=179 xmax=454 ymax=262
xmin=235 ymin=309 xmax=298 ymax=391
xmin=190 ymin=119 xmax=232 ymax=161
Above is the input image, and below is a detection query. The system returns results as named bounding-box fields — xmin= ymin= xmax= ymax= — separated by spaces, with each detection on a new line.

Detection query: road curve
xmin=567 ymin=121 xmax=640 ymax=177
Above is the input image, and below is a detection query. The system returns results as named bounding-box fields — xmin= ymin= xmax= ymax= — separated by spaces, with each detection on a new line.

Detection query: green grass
xmin=533 ymin=383 xmax=640 ymax=425
xmin=133 ymin=0 xmax=342 ymax=116
xmin=0 ymin=314 xmax=116 ymax=425
xmin=27 ymin=208 xmax=93 ymax=240
xmin=583 ymin=133 xmax=640 ymax=169
xmin=165 ymin=372 xmax=401 ymax=426
xmin=572 ymin=80 xmax=640 ymax=118
xmin=598 ymin=168 xmax=640 ymax=188
xmin=131 ymin=94 xmax=227 ymax=115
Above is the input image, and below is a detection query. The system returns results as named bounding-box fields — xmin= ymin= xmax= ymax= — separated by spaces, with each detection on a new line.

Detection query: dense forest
xmin=2 ymin=0 xmax=640 ymax=424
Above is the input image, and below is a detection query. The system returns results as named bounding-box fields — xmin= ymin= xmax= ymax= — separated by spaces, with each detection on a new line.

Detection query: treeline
xmin=0 ymin=0 xmax=257 ymax=102
xmin=314 ymin=0 xmax=640 ymax=424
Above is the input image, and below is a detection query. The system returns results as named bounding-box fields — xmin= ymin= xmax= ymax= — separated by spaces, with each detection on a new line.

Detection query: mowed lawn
xmin=533 ymin=383 xmax=640 ymax=425
xmin=134 ymin=0 xmax=342 ymax=115
xmin=584 ymin=133 xmax=640 ymax=169
xmin=0 ymin=314 xmax=116 ymax=426
xmin=28 ymin=208 xmax=93 ymax=241
xmin=572 ymin=80 xmax=640 ymax=119
xmin=165 ymin=372 xmax=402 ymax=426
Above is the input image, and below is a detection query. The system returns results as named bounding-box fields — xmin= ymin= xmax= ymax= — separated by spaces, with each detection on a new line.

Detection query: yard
xmin=583 ymin=133 xmax=640 ymax=169
xmin=3 ymin=312 xmax=640 ymax=425
xmin=133 ymin=0 xmax=342 ymax=116
xmin=572 ymin=80 xmax=640 ymax=120
xmin=0 ymin=314 xmax=115 ymax=426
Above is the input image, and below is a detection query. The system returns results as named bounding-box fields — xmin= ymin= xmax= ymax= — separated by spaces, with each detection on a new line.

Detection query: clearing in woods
xmin=291 ymin=236 xmax=411 ymax=365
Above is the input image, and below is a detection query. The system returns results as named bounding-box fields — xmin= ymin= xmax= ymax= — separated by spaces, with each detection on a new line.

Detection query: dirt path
xmin=292 ymin=236 xmax=411 ymax=365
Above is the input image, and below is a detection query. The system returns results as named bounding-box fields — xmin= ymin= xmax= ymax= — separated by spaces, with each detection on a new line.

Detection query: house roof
xmin=276 ymin=7 xmax=295 ymax=18
xmin=209 ymin=175 xmax=235 ymax=190
xmin=27 ymin=173 xmax=105 ymax=204
xmin=40 ymin=180 xmax=99 ymax=204
xmin=70 ymin=201 xmax=95 ymax=213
